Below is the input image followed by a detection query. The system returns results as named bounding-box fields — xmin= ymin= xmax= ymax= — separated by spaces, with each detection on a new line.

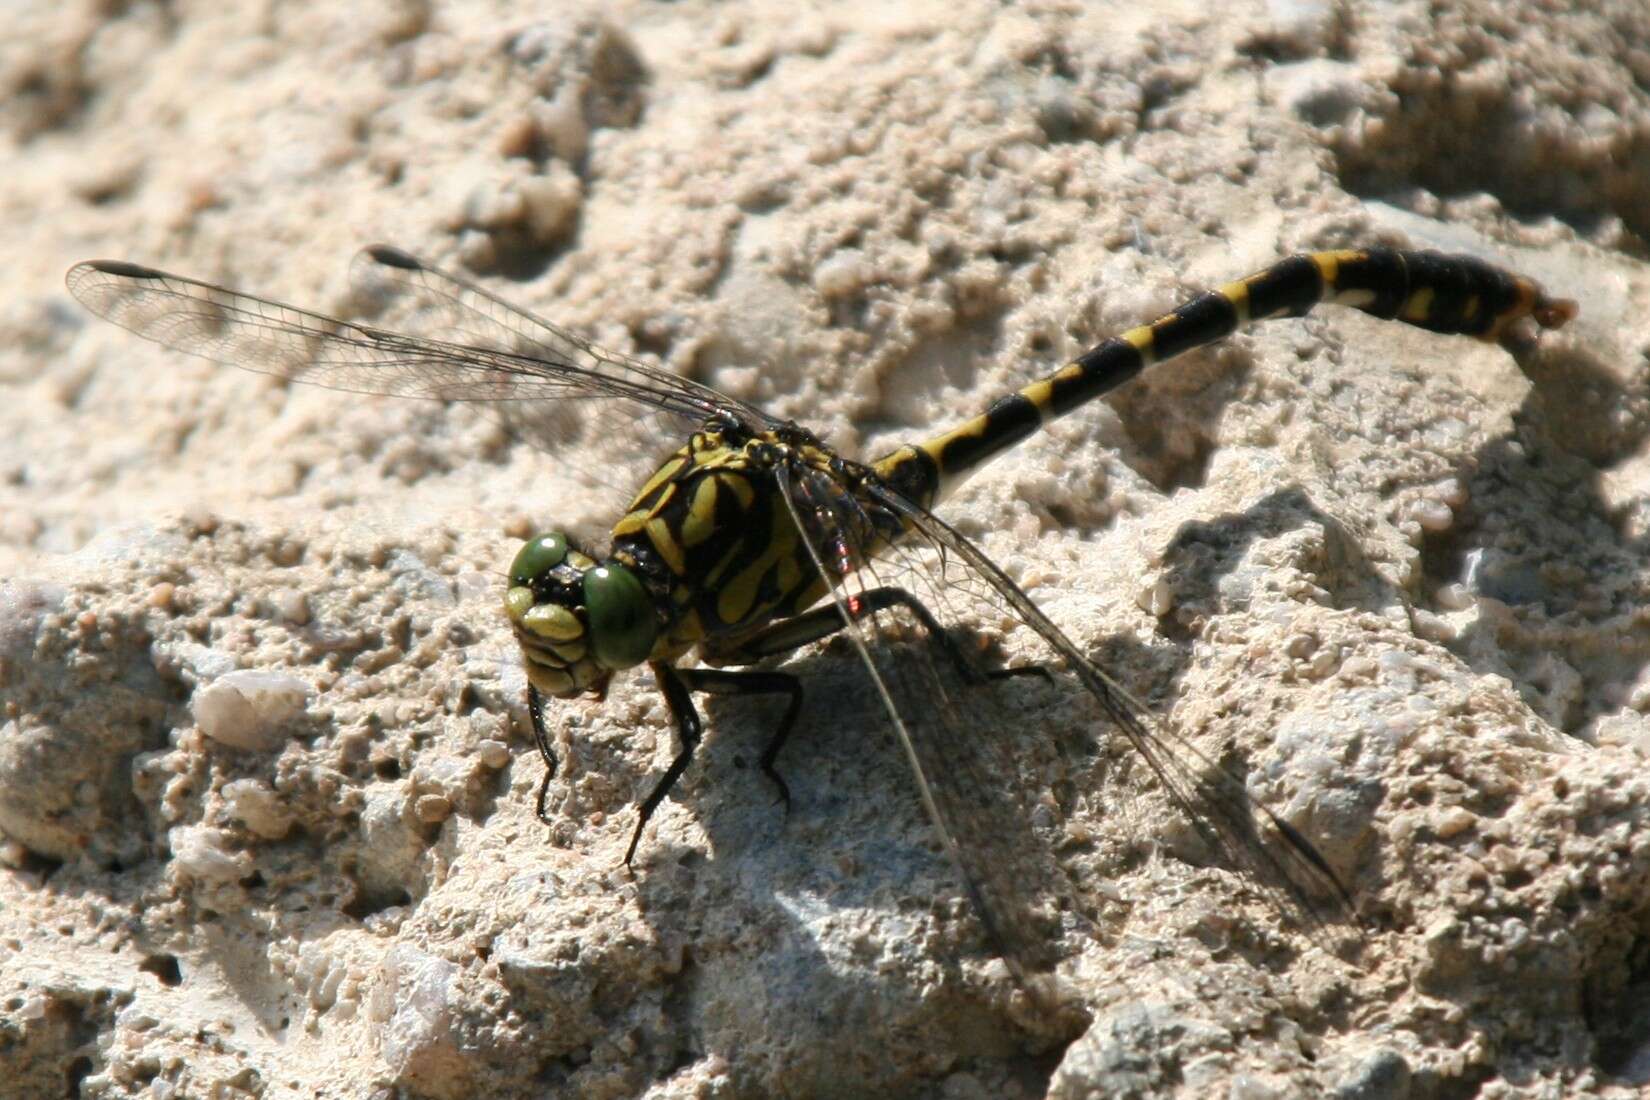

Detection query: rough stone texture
xmin=3 ymin=1 xmax=1648 ymax=1097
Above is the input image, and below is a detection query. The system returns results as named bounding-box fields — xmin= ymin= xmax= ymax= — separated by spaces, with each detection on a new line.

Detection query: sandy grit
xmin=2 ymin=0 xmax=1649 ymax=1097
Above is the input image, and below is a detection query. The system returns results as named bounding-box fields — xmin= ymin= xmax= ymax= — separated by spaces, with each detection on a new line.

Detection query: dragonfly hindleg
xmin=710 ymin=584 xmax=1050 ymax=686
xmin=675 ymin=666 xmax=804 ymax=814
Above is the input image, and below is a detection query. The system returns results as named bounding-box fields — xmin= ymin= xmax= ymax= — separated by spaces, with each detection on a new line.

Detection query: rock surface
xmin=3 ymin=0 xmax=1648 ymax=1097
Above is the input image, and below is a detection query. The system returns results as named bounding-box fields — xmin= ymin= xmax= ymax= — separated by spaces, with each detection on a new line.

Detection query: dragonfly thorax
xmin=504 ymin=532 xmax=659 ymax=698
xmin=601 ymin=426 xmax=883 ymax=657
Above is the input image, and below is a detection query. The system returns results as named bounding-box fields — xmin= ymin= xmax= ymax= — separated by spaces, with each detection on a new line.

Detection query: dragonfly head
xmin=503 ymin=532 xmax=659 ymax=698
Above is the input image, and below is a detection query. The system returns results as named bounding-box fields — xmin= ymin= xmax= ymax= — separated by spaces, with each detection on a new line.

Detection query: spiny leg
xmin=702 ymin=585 xmax=1053 ymax=802
xmin=530 ymin=685 xmax=558 ymax=824
xmin=675 ymin=667 xmax=803 ymax=812
xmin=715 ymin=585 xmax=1051 ymax=686
xmin=628 ymin=662 xmax=804 ymax=864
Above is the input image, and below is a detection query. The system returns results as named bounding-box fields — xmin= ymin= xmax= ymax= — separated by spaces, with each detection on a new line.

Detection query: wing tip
xmin=71 ymin=258 xmax=165 ymax=281
xmin=364 ymin=244 xmax=423 ymax=271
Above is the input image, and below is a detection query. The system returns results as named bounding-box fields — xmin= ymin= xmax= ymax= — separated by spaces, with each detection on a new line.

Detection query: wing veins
xmin=774 ymin=463 xmax=1071 ymax=1006
xmin=351 ymin=245 xmax=778 ymax=431
xmin=869 ymin=482 xmax=1358 ymax=935
xmin=66 ymin=258 xmax=725 ymax=421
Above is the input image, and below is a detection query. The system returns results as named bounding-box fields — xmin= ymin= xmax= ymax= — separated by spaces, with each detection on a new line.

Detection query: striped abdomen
xmin=873 ymin=248 xmax=1576 ymax=509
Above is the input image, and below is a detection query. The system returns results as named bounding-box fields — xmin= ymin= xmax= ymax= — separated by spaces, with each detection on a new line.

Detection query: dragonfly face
xmin=504 ymin=531 xmax=659 ymax=698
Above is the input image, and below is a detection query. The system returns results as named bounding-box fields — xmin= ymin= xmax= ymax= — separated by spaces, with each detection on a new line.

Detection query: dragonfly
xmin=66 ymin=243 xmax=1575 ymax=998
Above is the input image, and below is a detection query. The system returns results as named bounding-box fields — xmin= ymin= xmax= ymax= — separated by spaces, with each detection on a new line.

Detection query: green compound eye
xmin=583 ymin=564 xmax=656 ymax=669
xmin=509 ymin=532 xmax=568 ymax=587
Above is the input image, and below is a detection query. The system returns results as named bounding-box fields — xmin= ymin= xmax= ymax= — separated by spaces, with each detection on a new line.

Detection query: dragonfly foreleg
xmin=530 ymin=685 xmax=557 ymax=825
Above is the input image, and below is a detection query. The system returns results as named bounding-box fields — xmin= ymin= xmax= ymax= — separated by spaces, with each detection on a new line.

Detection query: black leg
xmin=629 ymin=664 xmax=705 ymax=864
xmin=709 ymin=585 xmax=1051 ymax=686
xmin=530 ymin=685 xmax=557 ymax=825
xmin=676 ymin=667 xmax=804 ymax=813
xmin=627 ymin=663 xmax=807 ymax=864
xmin=616 ymin=594 xmax=1047 ymax=863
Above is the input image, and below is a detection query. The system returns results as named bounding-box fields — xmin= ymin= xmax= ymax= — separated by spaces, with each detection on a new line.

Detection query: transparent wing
xmin=866 ymin=483 xmax=1358 ymax=935
xmin=776 ymin=464 xmax=1085 ymax=1009
xmin=775 ymin=455 xmax=1355 ymax=998
xmin=343 ymin=246 xmax=782 ymax=450
xmin=64 ymin=248 xmax=776 ymax=440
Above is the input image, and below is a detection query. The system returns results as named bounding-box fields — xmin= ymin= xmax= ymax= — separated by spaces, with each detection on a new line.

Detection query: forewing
xmin=345 ymin=246 xmax=781 ymax=455
xmin=65 ymin=251 xmax=770 ymax=460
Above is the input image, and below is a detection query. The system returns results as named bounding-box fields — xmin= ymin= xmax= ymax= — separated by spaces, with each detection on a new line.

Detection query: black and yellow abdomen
xmin=873 ymin=247 xmax=1575 ymax=510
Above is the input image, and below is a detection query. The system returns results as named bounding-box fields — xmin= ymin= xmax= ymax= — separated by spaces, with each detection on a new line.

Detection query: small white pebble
xmin=271 ymin=589 xmax=310 ymax=625
xmin=812 ymin=250 xmax=870 ymax=297
xmin=169 ymin=824 xmax=252 ymax=883
xmin=1138 ymin=576 xmax=1173 ymax=617
xmin=312 ymin=964 xmax=344 ymax=1011
xmin=221 ymin=778 xmax=293 ymax=840
xmin=1338 ymin=655 xmax=1378 ymax=683
xmin=1307 ymin=645 xmax=1340 ymax=678
xmin=533 ymin=90 xmax=589 ymax=162
xmin=464 ymin=177 xmax=525 ymax=229
xmin=517 ymin=165 xmax=581 ymax=245
xmin=193 ymin=670 xmax=310 ymax=753
xmin=456 ymin=228 xmax=497 ymax=270
xmin=476 ymin=739 xmax=511 ymax=769
xmin=1627 ymin=678 xmax=1650 ymax=712
xmin=1411 ymin=608 xmax=1457 ymax=644
xmin=1434 ymin=582 xmax=1475 ymax=611
xmin=1407 ymin=498 xmax=1455 ymax=533
xmin=1435 ymin=807 xmax=1476 ymax=839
